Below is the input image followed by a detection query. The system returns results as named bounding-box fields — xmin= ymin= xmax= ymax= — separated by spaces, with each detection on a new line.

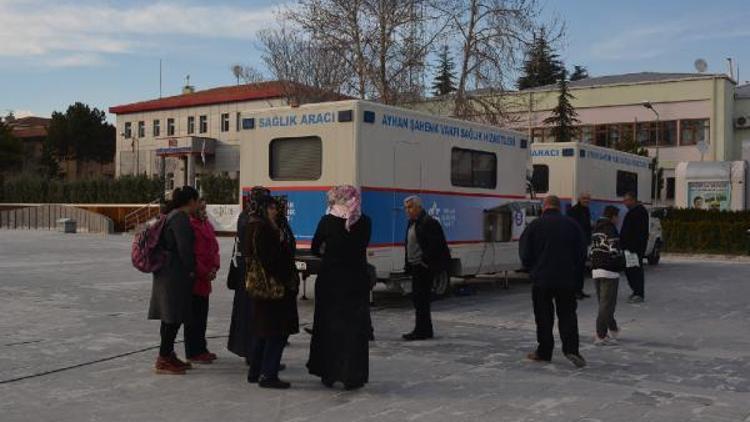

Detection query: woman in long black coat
xmin=307 ymin=185 xmax=372 ymax=390
xmin=243 ymin=190 xmax=299 ymax=389
xmin=148 ymin=186 xmax=200 ymax=375
xmin=227 ymin=198 xmax=254 ymax=361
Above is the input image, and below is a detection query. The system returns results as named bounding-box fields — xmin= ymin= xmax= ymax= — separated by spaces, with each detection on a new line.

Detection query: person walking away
xmin=620 ymin=192 xmax=649 ymax=303
xmin=186 ymin=198 xmax=220 ymax=364
xmin=520 ymin=195 xmax=587 ymax=368
xmin=402 ymin=195 xmax=451 ymax=341
xmin=567 ymin=192 xmax=592 ymax=299
xmin=590 ymin=206 xmax=623 ymax=345
xmin=243 ymin=189 xmax=299 ymax=389
xmin=307 ymin=185 xmax=372 ymax=390
xmin=149 ymin=186 xmax=200 ymax=375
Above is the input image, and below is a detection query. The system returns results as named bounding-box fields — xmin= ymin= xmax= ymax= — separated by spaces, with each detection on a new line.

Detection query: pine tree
xmin=517 ymin=28 xmax=564 ymax=90
xmin=543 ymin=69 xmax=580 ymax=143
xmin=432 ymin=45 xmax=456 ymax=96
xmin=570 ymin=65 xmax=589 ymax=81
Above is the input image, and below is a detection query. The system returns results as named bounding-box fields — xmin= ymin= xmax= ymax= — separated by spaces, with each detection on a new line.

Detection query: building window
xmin=167 ymin=118 xmax=175 ymax=136
xmin=236 ymin=112 xmax=241 ymax=131
xmin=595 ymin=125 xmax=608 ymax=147
xmin=187 ymin=116 xmax=195 ymax=135
xmin=666 ymin=177 xmax=675 ymax=200
xmin=124 ymin=122 xmax=132 ymax=138
xmin=451 ymin=147 xmax=497 ymax=189
xmin=637 ymin=120 xmax=677 ymax=147
xmin=531 ymin=128 xmax=544 ymax=144
xmin=153 ymin=119 xmax=160 ymax=137
xmin=580 ymin=126 xmax=593 ymax=144
xmin=531 ymin=164 xmax=549 ymax=194
xmin=199 ymin=115 xmax=208 ymax=133
xmin=616 ymin=170 xmax=638 ymax=197
xmin=270 ymin=136 xmax=322 ymax=180
xmin=680 ymin=119 xmax=709 ymax=146
xmin=221 ymin=113 xmax=230 ymax=132
xmin=137 ymin=121 xmax=145 ymax=138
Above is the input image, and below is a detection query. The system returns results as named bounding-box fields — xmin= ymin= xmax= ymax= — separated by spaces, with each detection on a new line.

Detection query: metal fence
xmin=0 ymin=204 xmax=114 ymax=234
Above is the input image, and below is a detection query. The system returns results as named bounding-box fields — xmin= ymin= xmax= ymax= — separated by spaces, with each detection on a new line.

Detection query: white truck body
xmin=238 ymin=100 xmax=531 ymax=284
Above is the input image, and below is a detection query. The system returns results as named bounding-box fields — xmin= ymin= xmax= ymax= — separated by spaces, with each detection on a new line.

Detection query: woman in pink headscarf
xmin=307 ymin=185 xmax=372 ymax=390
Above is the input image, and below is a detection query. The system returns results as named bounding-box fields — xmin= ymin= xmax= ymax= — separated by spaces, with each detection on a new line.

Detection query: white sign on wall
xmin=206 ymin=204 xmax=241 ymax=232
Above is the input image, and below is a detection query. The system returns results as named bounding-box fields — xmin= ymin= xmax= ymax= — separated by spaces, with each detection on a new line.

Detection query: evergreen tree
xmin=432 ymin=45 xmax=457 ymax=96
xmin=0 ymin=120 xmax=23 ymax=173
xmin=517 ymin=28 xmax=564 ymax=90
xmin=543 ymin=69 xmax=580 ymax=142
xmin=570 ymin=65 xmax=589 ymax=81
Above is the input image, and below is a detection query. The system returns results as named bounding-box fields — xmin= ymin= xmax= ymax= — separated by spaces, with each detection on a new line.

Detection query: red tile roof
xmin=7 ymin=116 xmax=50 ymax=140
xmin=108 ymin=81 xmax=340 ymax=115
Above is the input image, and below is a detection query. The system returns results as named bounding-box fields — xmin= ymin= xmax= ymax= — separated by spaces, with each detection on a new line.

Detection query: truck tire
xmin=432 ymin=270 xmax=451 ymax=298
xmin=647 ymin=243 xmax=661 ymax=265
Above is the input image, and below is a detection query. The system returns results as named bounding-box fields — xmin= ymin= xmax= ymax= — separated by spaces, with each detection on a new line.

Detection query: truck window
xmin=270 ymin=136 xmax=322 ymax=180
xmin=616 ymin=170 xmax=638 ymax=197
xmin=451 ymin=148 xmax=497 ymax=189
xmin=531 ymin=164 xmax=549 ymax=194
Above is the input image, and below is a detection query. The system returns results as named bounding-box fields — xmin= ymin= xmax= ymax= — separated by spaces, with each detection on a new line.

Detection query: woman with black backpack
xmin=148 ymin=186 xmax=200 ymax=375
xmin=590 ymin=205 xmax=624 ymax=346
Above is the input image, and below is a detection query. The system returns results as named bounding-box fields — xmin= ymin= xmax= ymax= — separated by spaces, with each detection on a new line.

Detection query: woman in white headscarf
xmin=307 ymin=185 xmax=372 ymax=390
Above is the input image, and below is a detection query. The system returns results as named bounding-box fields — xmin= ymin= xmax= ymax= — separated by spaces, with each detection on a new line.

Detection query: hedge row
xmin=0 ymin=174 xmax=239 ymax=204
xmin=661 ymin=209 xmax=750 ymax=255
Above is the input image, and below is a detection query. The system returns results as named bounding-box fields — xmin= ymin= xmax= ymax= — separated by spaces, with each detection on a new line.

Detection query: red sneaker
xmin=155 ymin=356 xmax=186 ymax=375
xmin=188 ymin=352 xmax=215 ymax=364
xmin=206 ymin=351 xmax=217 ymax=361
xmin=169 ymin=353 xmax=193 ymax=370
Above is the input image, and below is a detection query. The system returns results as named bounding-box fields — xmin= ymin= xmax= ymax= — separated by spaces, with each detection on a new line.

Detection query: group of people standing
xmin=520 ymin=191 xmax=651 ymax=367
xmin=148 ymin=184 xmax=382 ymax=390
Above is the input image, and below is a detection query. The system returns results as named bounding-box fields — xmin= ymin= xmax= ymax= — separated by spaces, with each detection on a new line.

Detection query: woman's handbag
xmin=244 ymin=230 xmax=285 ymax=300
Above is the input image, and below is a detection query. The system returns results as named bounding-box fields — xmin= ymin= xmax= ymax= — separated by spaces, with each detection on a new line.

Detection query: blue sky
xmin=1 ymin=0 xmax=748 ymax=120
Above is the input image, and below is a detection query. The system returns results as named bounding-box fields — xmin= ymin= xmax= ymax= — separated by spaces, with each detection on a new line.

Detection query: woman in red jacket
xmin=186 ymin=198 xmax=220 ymax=364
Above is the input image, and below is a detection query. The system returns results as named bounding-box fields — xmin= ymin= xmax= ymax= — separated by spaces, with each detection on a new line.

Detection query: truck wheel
xmin=647 ymin=244 xmax=661 ymax=265
xmin=432 ymin=270 xmax=451 ymax=298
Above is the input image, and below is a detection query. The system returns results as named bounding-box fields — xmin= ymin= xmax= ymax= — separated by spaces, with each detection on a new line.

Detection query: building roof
xmin=524 ymin=72 xmax=730 ymax=92
xmin=108 ymin=81 xmax=326 ymax=115
xmin=737 ymin=84 xmax=750 ymax=99
xmin=7 ymin=116 xmax=50 ymax=139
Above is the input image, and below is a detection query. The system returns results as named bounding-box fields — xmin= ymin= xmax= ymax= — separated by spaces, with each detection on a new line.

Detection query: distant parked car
xmin=644 ymin=207 xmax=666 ymax=265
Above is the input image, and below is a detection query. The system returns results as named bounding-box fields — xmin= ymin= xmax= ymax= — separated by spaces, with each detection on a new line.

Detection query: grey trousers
xmin=594 ymin=278 xmax=619 ymax=338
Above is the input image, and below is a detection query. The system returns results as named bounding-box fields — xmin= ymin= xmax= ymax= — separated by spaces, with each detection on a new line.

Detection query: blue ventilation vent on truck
xmin=579 ymin=149 xmax=586 ymax=158
xmin=242 ymin=118 xmax=255 ymax=130
xmin=562 ymin=148 xmax=575 ymax=157
xmin=363 ymin=110 xmax=375 ymax=123
xmin=338 ymin=110 xmax=353 ymax=122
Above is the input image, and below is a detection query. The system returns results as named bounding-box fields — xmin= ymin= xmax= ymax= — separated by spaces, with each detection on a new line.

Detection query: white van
xmin=530 ymin=142 xmax=662 ymax=264
xmin=239 ymin=100 xmax=532 ymax=294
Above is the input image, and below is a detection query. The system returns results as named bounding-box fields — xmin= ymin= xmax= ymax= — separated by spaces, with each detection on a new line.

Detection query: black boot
xmin=247 ymin=368 xmax=260 ymax=384
xmin=258 ymin=376 xmax=291 ymax=389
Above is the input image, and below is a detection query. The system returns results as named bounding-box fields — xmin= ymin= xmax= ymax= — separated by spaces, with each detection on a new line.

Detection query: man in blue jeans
xmin=520 ymin=195 xmax=587 ymax=368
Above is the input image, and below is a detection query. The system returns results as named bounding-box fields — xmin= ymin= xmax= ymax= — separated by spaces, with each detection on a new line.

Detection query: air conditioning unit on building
xmin=736 ymin=115 xmax=750 ymax=129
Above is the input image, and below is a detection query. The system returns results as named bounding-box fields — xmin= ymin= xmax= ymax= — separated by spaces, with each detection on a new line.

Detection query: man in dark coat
xmin=402 ymin=195 xmax=451 ymax=341
xmin=620 ymin=192 xmax=650 ymax=303
xmin=567 ymin=192 xmax=592 ymax=299
xmin=520 ymin=195 xmax=587 ymax=368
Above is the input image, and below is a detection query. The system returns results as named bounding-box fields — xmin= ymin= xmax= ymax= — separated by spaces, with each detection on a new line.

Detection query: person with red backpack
xmin=185 ymin=198 xmax=220 ymax=364
xmin=147 ymin=186 xmax=200 ymax=375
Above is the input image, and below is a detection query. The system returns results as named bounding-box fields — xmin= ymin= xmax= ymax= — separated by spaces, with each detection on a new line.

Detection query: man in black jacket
xmin=519 ymin=195 xmax=587 ymax=368
xmin=403 ymin=195 xmax=451 ymax=341
xmin=620 ymin=192 xmax=649 ymax=303
xmin=567 ymin=192 xmax=592 ymax=299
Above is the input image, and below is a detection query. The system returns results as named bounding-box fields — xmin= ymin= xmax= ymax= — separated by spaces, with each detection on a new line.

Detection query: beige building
xmin=108 ymin=81 xmax=331 ymax=190
xmin=418 ymin=72 xmax=750 ymax=204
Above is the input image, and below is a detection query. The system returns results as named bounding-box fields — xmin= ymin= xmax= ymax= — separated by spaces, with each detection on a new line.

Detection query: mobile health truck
xmin=239 ymin=100 xmax=532 ymax=294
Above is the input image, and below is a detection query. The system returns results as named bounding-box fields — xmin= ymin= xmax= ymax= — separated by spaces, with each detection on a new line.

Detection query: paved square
xmin=1 ymin=231 xmax=749 ymax=421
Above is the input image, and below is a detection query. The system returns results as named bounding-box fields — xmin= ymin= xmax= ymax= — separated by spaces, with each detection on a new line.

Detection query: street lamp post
xmin=642 ymin=101 xmax=660 ymax=205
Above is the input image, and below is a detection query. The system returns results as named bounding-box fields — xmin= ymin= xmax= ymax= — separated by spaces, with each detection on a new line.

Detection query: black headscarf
xmin=275 ymin=195 xmax=296 ymax=254
xmin=247 ymin=186 xmax=273 ymax=220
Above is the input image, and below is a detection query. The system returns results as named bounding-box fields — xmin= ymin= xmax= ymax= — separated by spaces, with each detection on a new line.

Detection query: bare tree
xmin=437 ymin=0 xmax=563 ymax=125
xmin=229 ymin=64 xmax=265 ymax=84
xmin=284 ymin=0 xmax=449 ymax=104
xmin=257 ymin=24 xmax=351 ymax=103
